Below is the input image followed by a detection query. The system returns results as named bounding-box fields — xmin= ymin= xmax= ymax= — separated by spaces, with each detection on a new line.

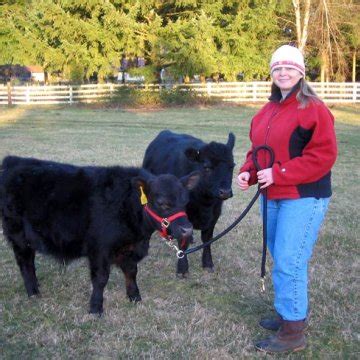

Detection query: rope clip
xmin=260 ymin=277 xmax=266 ymax=293
xmin=163 ymin=237 xmax=185 ymax=259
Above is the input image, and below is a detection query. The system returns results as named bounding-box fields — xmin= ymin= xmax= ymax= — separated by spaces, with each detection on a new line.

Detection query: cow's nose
xmin=219 ymin=188 xmax=233 ymax=199
xmin=181 ymin=227 xmax=193 ymax=238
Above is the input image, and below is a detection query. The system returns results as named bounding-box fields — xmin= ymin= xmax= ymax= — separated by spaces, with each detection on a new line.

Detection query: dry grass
xmin=0 ymin=104 xmax=359 ymax=359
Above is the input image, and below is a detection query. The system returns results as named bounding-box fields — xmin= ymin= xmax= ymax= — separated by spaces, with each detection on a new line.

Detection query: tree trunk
xmin=320 ymin=51 xmax=328 ymax=83
xmin=7 ymin=81 xmax=12 ymax=107
xmin=292 ymin=0 xmax=302 ymax=46
xmin=353 ymin=50 xmax=356 ymax=82
xmin=292 ymin=0 xmax=311 ymax=52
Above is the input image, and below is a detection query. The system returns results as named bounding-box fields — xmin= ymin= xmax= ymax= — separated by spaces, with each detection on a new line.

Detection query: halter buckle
xmin=161 ymin=218 xmax=170 ymax=228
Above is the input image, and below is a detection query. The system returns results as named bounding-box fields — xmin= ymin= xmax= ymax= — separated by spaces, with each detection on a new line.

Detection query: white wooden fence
xmin=0 ymin=82 xmax=359 ymax=105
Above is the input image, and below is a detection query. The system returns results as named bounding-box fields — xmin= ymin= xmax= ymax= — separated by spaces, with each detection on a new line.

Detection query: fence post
xmin=353 ymin=83 xmax=357 ymax=103
xmin=7 ymin=81 xmax=12 ymax=106
xmin=321 ymin=82 xmax=325 ymax=99
xmin=25 ymin=85 xmax=30 ymax=104
xmin=69 ymin=86 xmax=73 ymax=104
xmin=253 ymin=82 xmax=257 ymax=101
xmin=207 ymin=82 xmax=212 ymax=96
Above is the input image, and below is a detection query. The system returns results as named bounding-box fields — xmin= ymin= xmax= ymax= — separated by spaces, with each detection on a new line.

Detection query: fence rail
xmin=0 ymin=82 xmax=359 ymax=105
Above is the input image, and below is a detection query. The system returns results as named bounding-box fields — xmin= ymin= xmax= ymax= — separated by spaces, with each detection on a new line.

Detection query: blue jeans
xmin=260 ymin=196 xmax=330 ymax=321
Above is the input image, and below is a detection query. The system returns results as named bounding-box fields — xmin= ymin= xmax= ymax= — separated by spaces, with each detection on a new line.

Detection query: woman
xmin=237 ymin=45 xmax=337 ymax=353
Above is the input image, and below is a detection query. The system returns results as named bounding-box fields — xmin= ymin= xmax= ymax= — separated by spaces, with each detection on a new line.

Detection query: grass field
xmin=0 ymin=104 xmax=359 ymax=359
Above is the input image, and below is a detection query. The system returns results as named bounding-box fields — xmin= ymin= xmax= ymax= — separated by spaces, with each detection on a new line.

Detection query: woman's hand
xmin=257 ymin=168 xmax=274 ymax=189
xmin=237 ymin=172 xmax=250 ymax=191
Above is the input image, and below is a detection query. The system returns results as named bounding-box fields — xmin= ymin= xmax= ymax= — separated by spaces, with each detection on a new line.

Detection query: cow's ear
xmin=131 ymin=176 xmax=150 ymax=204
xmin=185 ymin=148 xmax=201 ymax=162
xmin=180 ymin=171 xmax=201 ymax=190
xmin=132 ymin=177 xmax=146 ymax=190
xmin=227 ymin=132 xmax=235 ymax=150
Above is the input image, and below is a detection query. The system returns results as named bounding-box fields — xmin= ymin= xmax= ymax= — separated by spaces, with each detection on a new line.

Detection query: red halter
xmin=143 ymin=204 xmax=188 ymax=240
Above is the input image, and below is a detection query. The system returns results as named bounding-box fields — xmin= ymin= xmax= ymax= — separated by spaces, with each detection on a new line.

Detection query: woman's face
xmin=271 ymin=67 xmax=303 ymax=91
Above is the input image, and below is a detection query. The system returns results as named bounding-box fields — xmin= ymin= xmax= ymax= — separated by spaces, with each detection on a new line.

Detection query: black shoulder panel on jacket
xmin=289 ymin=126 xmax=313 ymax=159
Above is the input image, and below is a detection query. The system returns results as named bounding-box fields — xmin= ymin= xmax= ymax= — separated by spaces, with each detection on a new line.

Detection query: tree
xmin=287 ymin=0 xmax=359 ymax=81
xmin=153 ymin=0 xmax=282 ymax=81
xmin=0 ymin=0 xmax=135 ymax=82
xmin=291 ymin=0 xmax=311 ymax=52
xmin=347 ymin=10 xmax=360 ymax=82
xmin=1 ymin=0 xmax=357 ymax=82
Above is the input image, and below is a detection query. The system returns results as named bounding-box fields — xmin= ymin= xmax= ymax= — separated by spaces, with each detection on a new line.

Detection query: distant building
xmin=0 ymin=64 xmax=45 ymax=83
xmin=118 ymin=56 xmax=146 ymax=83
xmin=25 ymin=66 xmax=45 ymax=82
xmin=117 ymin=72 xmax=145 ymax=83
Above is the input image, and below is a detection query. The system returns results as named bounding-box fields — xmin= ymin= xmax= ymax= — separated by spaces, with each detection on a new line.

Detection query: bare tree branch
xmin=292 ymin=0 xmax=312 ymax=52
xmin=299 ymin=0 xmax=311 ymax=51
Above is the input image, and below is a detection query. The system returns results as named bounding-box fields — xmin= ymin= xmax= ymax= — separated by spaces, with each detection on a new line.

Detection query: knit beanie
xmin=270 ymin=45 xmax=305 ymax=76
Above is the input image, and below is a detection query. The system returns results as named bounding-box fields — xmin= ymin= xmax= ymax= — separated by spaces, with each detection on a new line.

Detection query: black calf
xmin=143 ymin=130 xmax=235 ymax=276
xmin=0 ymin=156 xmax=200 ymax=314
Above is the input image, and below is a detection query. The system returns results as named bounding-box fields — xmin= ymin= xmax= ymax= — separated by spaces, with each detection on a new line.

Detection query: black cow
xmin=143 ymin=130 xmax=235 ymax=276
xmin=0 ymin=156 xmax=200 ymax=314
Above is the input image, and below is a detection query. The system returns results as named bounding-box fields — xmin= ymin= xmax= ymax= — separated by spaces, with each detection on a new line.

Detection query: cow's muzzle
xmin=218 ymin=188 xmax=233 ymax=200
xmin=180 ymin=226 xmax=193 ymax=239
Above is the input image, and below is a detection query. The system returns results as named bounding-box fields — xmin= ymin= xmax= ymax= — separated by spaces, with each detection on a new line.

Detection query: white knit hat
xmin=270 ymin=45 xmax=305 ymax=76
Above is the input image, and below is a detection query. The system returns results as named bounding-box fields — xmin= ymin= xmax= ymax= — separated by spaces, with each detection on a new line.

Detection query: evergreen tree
xmin=0 ymin=0 xmax=357 ymax=82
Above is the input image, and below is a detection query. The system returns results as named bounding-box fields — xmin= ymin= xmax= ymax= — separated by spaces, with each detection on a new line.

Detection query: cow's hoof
xmin=128 ymin=294 xmax=142 ymax=303
xmin=203 ymin=267 xmax=214 ymax=273
xmin=89 ymin=307 xmax=103 ymax=316
xmin=176 ymin=272 xmax=189 ymax=279
xmin=28 ymin=291 xmax=41 ymax=298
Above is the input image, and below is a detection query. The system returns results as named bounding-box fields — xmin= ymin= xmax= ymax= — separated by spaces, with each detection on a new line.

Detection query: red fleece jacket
xmin=239 ymin=92 xmax=337 ymax=200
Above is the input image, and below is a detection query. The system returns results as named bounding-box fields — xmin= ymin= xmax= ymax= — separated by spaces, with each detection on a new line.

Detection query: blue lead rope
xmin=252 ymin=145 xmax=275 ymax=283
xmin=182 ymin=145 xmax=275 ymax=289
xmin=183 ymin=189 xmax=261 ymax=256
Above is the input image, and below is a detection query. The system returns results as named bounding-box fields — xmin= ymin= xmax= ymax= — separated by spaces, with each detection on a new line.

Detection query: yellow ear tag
xmin=140 ymin=186 xmax=148 ymax=205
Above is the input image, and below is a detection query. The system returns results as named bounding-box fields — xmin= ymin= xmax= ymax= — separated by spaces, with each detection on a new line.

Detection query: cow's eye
xmin=156 ymin=198 xmax=172 ymax=210
xmin=163 ymin=203 xmax=172 ymax=210
xmin=203 ymin=165 xmax=212 ymax=173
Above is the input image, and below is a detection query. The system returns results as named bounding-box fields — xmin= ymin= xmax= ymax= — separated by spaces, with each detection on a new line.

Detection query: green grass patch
xmin=0 ymin=104 xmax=359 ymax=359
xmin=110 ymin=86 xmax=217 ymax=108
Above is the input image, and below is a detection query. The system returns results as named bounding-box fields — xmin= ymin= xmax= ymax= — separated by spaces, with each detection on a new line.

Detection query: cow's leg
xmin=12 ymin=243 xmax=39 ymax=296
xmin=176 ymin=255 xmax=189 ymax=278
xmin=88 ymin=254 xmax=111 ymax=315
xmin=201 ymin=227 xmax=214 ymax=272
xmin=117 ymin=255 xmax=141 ymax=302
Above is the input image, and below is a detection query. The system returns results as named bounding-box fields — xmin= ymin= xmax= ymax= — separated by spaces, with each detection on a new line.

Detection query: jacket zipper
xmin=264 ymin=105 xmax=280 ymax=145
xmin=263 ymin=104 xmax=280 ymax=166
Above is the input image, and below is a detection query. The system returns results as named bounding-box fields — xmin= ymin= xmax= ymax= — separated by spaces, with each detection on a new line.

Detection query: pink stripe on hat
xmin=271 ymin=61 xmax=305 ymax=74
xmin=270 ymin=45 xmax=305 ymax=76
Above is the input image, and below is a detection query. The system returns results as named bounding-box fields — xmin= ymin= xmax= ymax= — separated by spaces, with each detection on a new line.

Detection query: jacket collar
xmin=269 ymin=80 xmax=301 ymax=104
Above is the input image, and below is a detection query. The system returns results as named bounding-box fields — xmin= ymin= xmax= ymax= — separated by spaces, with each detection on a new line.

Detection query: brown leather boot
xmin=259 ymin=313 xmax=283 ymax=331
xmin=259 ymin=311 xmax=310 ymax=331
xmin=255 ymin=320 xmax=306 ymax=353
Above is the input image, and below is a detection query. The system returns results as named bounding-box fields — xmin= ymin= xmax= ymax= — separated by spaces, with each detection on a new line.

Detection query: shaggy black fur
xmin=0 ymin=155 xmax=199 ymax=314
xmin=143 ymin=130 xmax=236 ymax=276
